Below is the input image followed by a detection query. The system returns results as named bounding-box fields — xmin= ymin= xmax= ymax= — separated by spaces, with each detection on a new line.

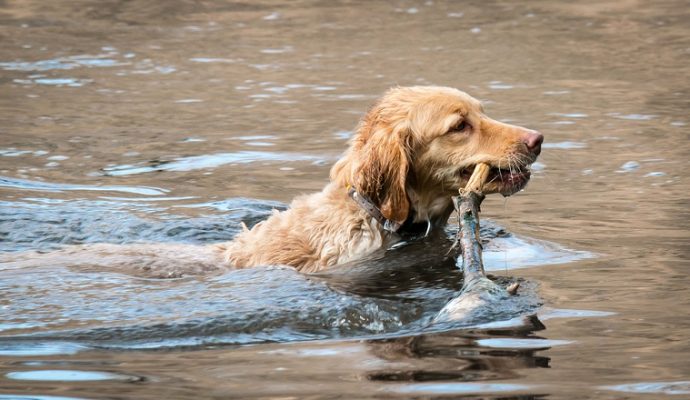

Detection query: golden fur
xmin=216 ymin=86 xmax=543 ymax=273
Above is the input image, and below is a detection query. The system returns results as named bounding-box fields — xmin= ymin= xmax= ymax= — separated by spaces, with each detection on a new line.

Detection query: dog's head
xmin=331 ymin=86 xmax=543 ymax=226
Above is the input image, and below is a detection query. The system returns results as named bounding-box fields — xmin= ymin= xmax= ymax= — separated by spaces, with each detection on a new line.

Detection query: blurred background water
xmin=1 ymin=0 xmax=689 ymax=398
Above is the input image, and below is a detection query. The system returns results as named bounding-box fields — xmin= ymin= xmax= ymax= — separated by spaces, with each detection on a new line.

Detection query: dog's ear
xmin=341 ymin=104 xmax=412 ymax=226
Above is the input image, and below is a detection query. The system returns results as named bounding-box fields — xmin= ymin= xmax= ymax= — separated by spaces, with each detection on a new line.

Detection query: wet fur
xmin=1 ymin=86 xmax=540 ymax=276
xmin=217 ymin=86 xmax=540 ymax=272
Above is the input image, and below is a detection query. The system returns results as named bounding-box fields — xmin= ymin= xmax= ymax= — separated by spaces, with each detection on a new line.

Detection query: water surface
xmin=1 ymin=0 xmax=689 ymax=399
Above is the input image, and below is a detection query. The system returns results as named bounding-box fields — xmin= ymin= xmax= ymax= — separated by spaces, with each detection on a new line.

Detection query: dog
xmin=214 ymin=86 xmax=543 ymax=273
xmin=2 ymin=86 xmax=542 ymax=277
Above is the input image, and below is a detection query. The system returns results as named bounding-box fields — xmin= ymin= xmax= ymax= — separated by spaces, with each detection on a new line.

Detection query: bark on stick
xmin=432 ymin=163 xmax=520 ymax=324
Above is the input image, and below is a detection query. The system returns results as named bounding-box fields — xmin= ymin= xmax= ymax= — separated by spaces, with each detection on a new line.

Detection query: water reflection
xmin=366 ymin=324 xmax=551 ymax=396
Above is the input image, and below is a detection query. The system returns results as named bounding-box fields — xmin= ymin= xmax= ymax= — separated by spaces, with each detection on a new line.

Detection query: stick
xmin=463 ymin=162 xmax=491 ymax=195
xmin=455 ymin=163 xmax=490 ymax=282
xmin=432 ymin=163 xmax=522 ymax=324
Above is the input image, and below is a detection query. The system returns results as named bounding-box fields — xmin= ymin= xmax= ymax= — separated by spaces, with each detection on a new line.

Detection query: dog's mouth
xmin=458 ymin=164 xmax=532 ymax=196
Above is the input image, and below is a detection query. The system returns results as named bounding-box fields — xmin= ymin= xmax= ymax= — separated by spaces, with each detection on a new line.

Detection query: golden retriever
xmin=215 ymin=86 xmax=543 ymax=273
xmin=3 ymin=86 xmax=542 ymax=277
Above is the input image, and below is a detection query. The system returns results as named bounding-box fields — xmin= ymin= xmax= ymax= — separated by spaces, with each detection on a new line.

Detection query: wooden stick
xmin=455 ymin=163 xmax=490 ymax=283
xmin=454 ymin=188 xmax=486 ymax=280
xmin=432 ymin=163 xmax=522 ymax=324
xmin=463 ymin=162 xmax=491 ymax=194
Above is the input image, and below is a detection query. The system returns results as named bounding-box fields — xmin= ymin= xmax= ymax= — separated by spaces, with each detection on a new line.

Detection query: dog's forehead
xmin=376 ymin=86 xmax=484 ymax=120
xmin=438 ymin=89 xmax=482 ymax=114
xmin=410 ymin=87 xmax=482 ymax=114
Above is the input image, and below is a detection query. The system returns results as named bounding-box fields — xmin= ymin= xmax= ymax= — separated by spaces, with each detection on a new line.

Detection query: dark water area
xmin=1 ymin=0 xmax=689 ymax=399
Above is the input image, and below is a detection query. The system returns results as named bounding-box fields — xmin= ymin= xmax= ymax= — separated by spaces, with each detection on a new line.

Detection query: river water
xmin=1 ymin=1 xmax=689 ymax=399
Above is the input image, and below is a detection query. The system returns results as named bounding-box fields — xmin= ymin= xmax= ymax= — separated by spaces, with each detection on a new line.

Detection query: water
xmin=1 ymin=1 xmax=689 ymax=398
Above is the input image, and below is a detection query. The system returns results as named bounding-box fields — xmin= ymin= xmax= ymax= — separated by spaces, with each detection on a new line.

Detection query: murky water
xmin=1 ymin=0 xmax=689 ymax=398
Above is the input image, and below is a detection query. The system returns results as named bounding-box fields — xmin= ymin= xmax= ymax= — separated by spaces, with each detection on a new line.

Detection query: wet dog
xmin=3 ymin=86 xmax=542 ymax=277
xmin=217 ymin=86 xmax=543 ymax=272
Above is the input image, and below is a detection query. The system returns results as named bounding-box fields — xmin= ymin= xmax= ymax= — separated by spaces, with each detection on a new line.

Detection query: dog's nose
xmin=523 ymin=130 xmax=544 ymax=155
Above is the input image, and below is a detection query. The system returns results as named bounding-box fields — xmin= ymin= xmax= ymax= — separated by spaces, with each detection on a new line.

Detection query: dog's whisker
xmin=507 ymin=156 xmax=516 ymax=177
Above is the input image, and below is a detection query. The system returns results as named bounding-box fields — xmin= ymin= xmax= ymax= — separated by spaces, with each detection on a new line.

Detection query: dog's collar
xmin=348 ymin=187 xmax=400 ymax=232
xmin=347 ymin=187 xmax=431 ymax=240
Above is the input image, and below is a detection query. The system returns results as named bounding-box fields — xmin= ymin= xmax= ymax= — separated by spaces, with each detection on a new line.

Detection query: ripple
xmin=0 ymin=395 xmax=89 ymax=400
xmin=264 ymin=86 xmax=288 ymax=94
xmin=249 ymin=63 xmax=278 ymax=71
xmin=603 ymin=381 xmax=690 ymax=395
xmin=263 ymin=12 xmax=281 ymax=20
xmin=488 ymin=81 xmax=512 ymax=89
xmin=0 ymin=342 xmax=89 ymax=356
xmin=0 ymin=198 xmax=585 ymax=350
xmin=126 ymin=59 xmax=176 ymax=75
xmin=0 ymin=176 xmax=168 ymax=196
xmin=175 ymin=197 xmax=286 ymax=212
xmin=0 ymin=198 xmax=242 ymax=252
xmin=7 ymin=369 xmax=135 ymax=382
xmin=174 ymin=99 xmax=203 ymax=103
xmin=334 ymin=94 xmax=370 ymax=100
xmin=531 ymin=161 xmax=546 ymax=172
xmin=609 ymin=113 xmax=657 ymax=121
xmin=260 ymin=46 xmax=293 ymax=54
xmin=542 ymin=141 xmax=586 ymax=149
xmin=476 ymin=338 xmax=573 ymax=349
xmin=384 ymin=382 xmax=536 ymax=395
xmin=540 ymin=308 xmax=616 ymax=320
xmin=99 ymin=196 xmax=197 ymax=202
xmin=334 ymin=130 xmax=353 ymax=139
xmin=100 ymin=151 xmax=329 ymax=176
xmin=618 ymin=160 xmax=640 ymax=172
xmin=0 ymin=54 xmax=124 ymax=72
xmin=189 ymin=57 xmax=237 ymax=63
xmin=483 ymin=232 xmax=594 ymax=270
xmin=0 ymin=148 xmax=34 ymax=157
xmin=180 ymin=137 xmax=206 ymax=142
xmin=644 ymin=171 xmax=666 ymax=177
xmin=234 ymin=135 xmax=277 ymax=141
xmin=550 ymin=112 xmax=588 ymax=118
xmin=14 ymin=77 xmax=90 ymax=87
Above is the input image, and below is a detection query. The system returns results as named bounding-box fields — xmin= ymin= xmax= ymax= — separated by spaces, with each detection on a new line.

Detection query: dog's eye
xmin=451 ymin=121 xmax=470 ymax=133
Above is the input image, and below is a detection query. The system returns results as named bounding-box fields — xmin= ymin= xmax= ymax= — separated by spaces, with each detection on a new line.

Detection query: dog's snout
xmin=523 ymin=130 xmax=544 ymax=155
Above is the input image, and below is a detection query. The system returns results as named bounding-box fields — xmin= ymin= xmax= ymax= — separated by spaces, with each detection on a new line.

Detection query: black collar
xmin=348 ymin=188 xmax=431 ymax=241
